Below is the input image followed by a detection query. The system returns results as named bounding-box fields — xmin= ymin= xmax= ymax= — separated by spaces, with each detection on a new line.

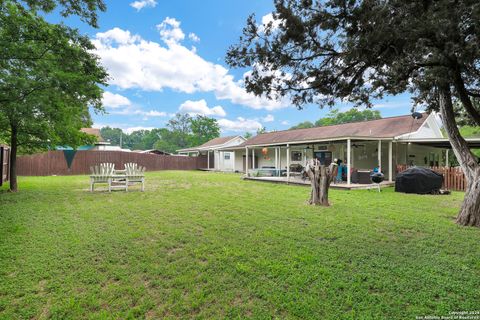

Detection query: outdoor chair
xmin=90 ymin=163 xmax=115 ymax=192
xmin=124 ymin=162 xmax=146 ymax=192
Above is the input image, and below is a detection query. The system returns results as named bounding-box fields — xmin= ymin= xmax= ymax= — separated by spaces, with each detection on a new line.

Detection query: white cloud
xmin=188 ymin=32 xmax=200 ymax=42
xmin=262 ymin=114 xmax=274 ymax=122
xmin=130 ymin=0 xmax=157 ymax=11
xmin=143 ymin=110 xmax=167 ymax=117
xmin=281 ymin=120 xmax=289 ymax=125
xmin=259 ymin=13 xmax=284 ymax=33
xmin=111 ymin=107 xmax=167 ymax=118
xmin=102 ymin=91 xmax=131 ymax=109
xmin=123 ymin=126 xmax=156 ymax=134
xmin=156 ymin=17 xmax=185 ymax=45
xmin=101 ymin=91 xmax=167 ymax=118
xmin=96 ymin=28 xmax=141 ymax=45
xmin=92 ymin=21 xmax=287 ymax=111
xmin=371 ymin=102 xmax=406 ymax=110
xmin=178 ymin=99 xmax=226 ymax=117
xmin=218 ymin=117 xmax=263 ymax=132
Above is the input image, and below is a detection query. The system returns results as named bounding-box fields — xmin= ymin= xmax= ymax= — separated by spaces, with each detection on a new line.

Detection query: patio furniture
xmin=89 ymin=162 xmax=145 ymax=192
xmin=90 ymin=163 xmax=115 ymax=192
xmin=289 ymin=163 xmax=304 ymax=176
xmin=357 ymin=170 xmax=372 ymax=184
xmin=125 ymin=162 xmax=146 ymax=192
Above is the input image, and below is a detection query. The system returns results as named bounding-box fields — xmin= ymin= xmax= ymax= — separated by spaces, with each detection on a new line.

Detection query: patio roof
xmin=398 ymin=138 xmax=480 ymax=148
xmin=220 ymin=114 xmax=428 ymax=149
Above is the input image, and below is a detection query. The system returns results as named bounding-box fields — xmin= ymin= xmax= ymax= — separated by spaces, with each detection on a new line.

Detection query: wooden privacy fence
xmin=396 ymin=165 xmax=467 ymax=191
xmin=0 ymin=145 xmax=10 ymax=186
xmin=17 ymin=151 xmax=208 ymax=176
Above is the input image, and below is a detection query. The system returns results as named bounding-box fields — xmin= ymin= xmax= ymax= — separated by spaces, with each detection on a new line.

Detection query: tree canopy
xmin=289 ymin=121 xmax=315 ymax=130
xmin=9 ymin=0 xmax=106 ymax=27
xmin=0 ymin=3 xmax=108 ymax=191
xmin=227 ymin=0 xmax=480 ymax=118
xmin=290 ymin=108 xmax=381 ymax=129
xmin=100 ymin=114 xmax=221 ymax=154
xmin=227 ymin=0 xmax=480 ymax=226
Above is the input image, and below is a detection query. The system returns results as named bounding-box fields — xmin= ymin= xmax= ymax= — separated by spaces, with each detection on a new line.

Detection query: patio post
xmin=347 ymin=139 xmax=351 ymax=186
xmin=245 ymin=147 xmax=249 ymax=174
xmin=219 ymin=151 xmax=222 ymax=171
xmin=388 ymin=141 xmax=393 ymax=182
xmin=232 ymin=151 xmax=236 ymax=172
xmin=207 ymin=150 xmax=210 ymax=169
xmin=286 ymin=144 xmax=290 ymax=182
xmin=252 ymin=148 xmax=256 ymax=169
xmin=274 ymin=147 xmax=278 ymax=170
xmin=378 ymin=140 xmax=382 ymax=172
xmin=446 ymin=149 xmax=449 ymax=167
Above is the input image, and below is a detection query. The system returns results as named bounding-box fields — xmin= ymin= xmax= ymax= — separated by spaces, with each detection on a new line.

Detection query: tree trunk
xmin=305 ymin=160 xmax=337 ymax=206
xmin=456 ymin=176 xmax=480 ymax=227
xmin=438 ymin=84 xmax=480 ymax=227
xmin=9 ymin=125 xmax=18 ymax=192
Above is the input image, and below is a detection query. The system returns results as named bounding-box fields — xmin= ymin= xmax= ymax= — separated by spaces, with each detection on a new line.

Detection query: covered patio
xmin=244 ymin=175 xmax=395 ymax=190
xmin=240 ymin=138 xmax=397 ymax=186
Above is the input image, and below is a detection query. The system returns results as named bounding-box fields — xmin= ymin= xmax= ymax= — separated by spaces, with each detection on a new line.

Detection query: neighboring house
xmin=134 ymin=149 xmax=172 ymax=155
xmin=210 ymin=112 xmax=480 ymax=185
xmin=56 ymin=128 xmax=131 ymax=152
xmin=177 ymin=136 xmax=247 ymax=171
xmin=81 ymin=128 xmax=132 ymax=152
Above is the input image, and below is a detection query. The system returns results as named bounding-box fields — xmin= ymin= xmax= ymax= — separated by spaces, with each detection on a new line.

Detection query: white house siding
xmin=216 ymin=151 xmax=235 ymax=171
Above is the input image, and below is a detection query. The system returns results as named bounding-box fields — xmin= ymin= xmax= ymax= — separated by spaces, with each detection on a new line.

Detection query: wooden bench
xmin=90 ymin=163 xmax=115 ymax=192
xmin=125 ymin=162 xmax=145 ymax=192
xmin=90 ymin=163 xmax=145 ymax=192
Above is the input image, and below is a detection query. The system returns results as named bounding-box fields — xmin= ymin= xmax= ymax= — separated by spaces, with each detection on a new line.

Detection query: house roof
xmin=81 ymin=128 xmax=104 ymax=142
xmin=237 ymin=113 xmax=428 ymax=147
xmin=136 ymin=149 xmax=172 ymax=155
xmin=177 ymin=136 xmax=243 ymax=152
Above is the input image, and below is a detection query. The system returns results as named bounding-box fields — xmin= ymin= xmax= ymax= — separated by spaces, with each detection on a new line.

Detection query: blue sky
xmin=50 ymin=0 xmax=414 ymax=135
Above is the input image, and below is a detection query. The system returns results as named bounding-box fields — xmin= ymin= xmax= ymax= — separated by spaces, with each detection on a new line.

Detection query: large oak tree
xmin=0 ymin=3 xmax=108 ymax=191
xmin=227 ymin=0 xmax=480 ymax=225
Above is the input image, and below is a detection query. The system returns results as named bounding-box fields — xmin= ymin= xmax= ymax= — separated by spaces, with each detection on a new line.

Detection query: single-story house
xmin=185 ymin=112 xmax=480 ymax=186
xmin=57 ymin=128 xmax=131 ymax=152
xmin=177 ymin=135 xmax=247 ymax=171
xmin=134 ymin=149 xmax=172 ymax=155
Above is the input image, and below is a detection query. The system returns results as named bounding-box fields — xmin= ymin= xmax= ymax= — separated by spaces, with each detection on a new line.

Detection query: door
xmin=222 ymin=152 xmax=234 ymax=171
xmin=314 ymin=151 xmax=332 ymax=165
xmin=208 ymin=151 xmax=215 ymax=169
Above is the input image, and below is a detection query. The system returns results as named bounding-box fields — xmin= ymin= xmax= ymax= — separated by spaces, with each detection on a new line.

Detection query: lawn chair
xmin=90 ymin=163 xmax=115 ymax=192
xmin=124 ymin=163 xmax=145 ymax=192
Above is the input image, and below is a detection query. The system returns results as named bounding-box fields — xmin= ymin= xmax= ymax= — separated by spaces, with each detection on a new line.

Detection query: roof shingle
xmin=241 ymin=113 xmax=427 ymax=146
xmin=81 ymin=128 xmax=103 ymax=142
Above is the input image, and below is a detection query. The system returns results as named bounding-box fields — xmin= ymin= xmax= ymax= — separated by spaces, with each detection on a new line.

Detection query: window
xmin=224 ymin=153 xmax=231 ymax=160
xmin=291 ymin=151 xmax=302 ymax=161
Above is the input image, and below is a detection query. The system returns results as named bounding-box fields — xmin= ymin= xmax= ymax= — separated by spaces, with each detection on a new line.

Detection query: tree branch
xmin=452 ymin=69 xmax=480 ymax=126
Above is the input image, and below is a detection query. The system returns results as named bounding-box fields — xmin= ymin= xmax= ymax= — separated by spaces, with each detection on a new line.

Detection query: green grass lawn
xmin=1 ymin=171 xmax=479 ymax=319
